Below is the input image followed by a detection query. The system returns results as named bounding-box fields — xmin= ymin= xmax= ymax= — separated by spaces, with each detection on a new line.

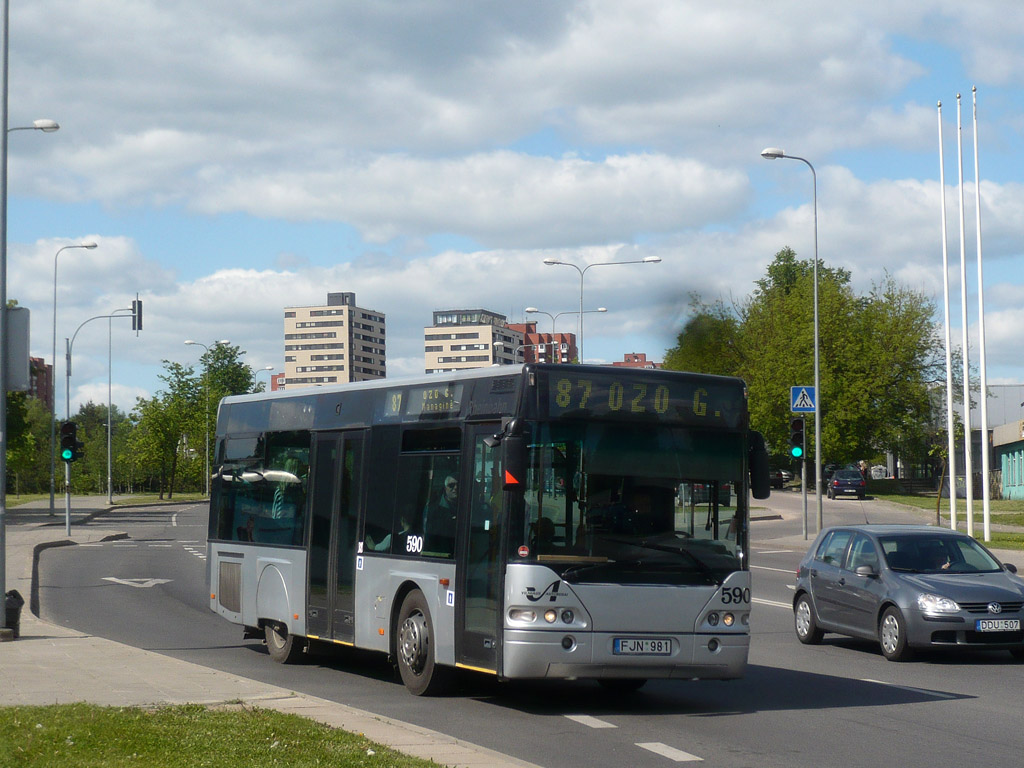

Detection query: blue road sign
xmin=791 ymin=386 xmax=815 ymax=412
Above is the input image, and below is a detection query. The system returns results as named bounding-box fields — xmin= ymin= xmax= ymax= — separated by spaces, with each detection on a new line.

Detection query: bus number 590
xmin=721 ymin=586 xmax=750 ymax=604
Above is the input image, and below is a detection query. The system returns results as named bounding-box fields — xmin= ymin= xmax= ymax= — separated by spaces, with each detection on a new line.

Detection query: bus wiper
xmin=560 ymin=561 xmax=618 ymax=580
xmin=603 ymin=537 xmax=717 ymax=577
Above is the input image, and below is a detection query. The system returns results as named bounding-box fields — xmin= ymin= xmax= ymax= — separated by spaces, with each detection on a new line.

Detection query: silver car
xmin=793 ymin=525 xmax=1024 ymax=661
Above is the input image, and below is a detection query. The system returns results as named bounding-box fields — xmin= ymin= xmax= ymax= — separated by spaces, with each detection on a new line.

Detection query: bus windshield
xmin=514 ymin=420 xmax=745 ymax=586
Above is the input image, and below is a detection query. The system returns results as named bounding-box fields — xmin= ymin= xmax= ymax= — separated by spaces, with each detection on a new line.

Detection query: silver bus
xmin=208 ymin=364 xmax=770 ymax=695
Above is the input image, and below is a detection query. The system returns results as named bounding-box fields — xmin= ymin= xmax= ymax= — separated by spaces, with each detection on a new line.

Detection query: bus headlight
xmin=723 ymin=613 xmax=735 ymax=627
xmin=509 ymin=609 xmax=537 ymax=622
xmin=707 ymin=612 xmax=720 ymax=626
xmin=561 ymin=609 xmax=574 ymax=624
xmin=544 ymin=609 xmax=558 ymax=623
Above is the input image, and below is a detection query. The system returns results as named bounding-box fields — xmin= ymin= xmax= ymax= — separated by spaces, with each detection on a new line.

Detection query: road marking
xmin=860 ymin=679 xmax=958 ymax=700
xmin=148 ymin=544 xmax=173 ymax=548
xmin=101 ymin=577 xmax=172 ymax=588
xmin=750 ymin=565 xmax=793 ymax=573
xmin=172 ymin=513 xmax=178 ymax=527
xmin=636 ymin=742 xmax=702 ymax=762
xmin=565 ymin=715 xmax=616 ymax=729
xmin=753 ymin=597 xmax=791 ymax=609
xmin=754 ymin=549 xmax=795 ymax=554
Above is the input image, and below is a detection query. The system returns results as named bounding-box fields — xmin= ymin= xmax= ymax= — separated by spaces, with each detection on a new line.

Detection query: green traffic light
xmin=61 ymin=449 xmax=73 ymax=461
xmin=791 ymin=446 xmax=804 ymax=458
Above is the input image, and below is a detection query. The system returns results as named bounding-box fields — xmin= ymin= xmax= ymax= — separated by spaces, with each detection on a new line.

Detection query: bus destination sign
xmin=541 ymin=371 xmax=745 ymax=428
xmin=383 ymin=383 xmax=465 ymax=421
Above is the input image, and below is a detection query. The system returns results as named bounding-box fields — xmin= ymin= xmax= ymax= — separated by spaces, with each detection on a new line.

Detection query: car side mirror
xmin=855 ymin=564 xmax=878 ymax=578
xmin=1004 ymin=563 xmax=1018 ymax=574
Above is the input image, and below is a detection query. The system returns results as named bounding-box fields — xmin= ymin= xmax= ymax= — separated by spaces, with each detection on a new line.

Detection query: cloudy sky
xmin=5 ymin=1 xmax=1023 ymax=417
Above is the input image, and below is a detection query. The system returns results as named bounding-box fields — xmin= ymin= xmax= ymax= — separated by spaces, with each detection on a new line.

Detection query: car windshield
xmin=879 ymin=534 xmax=1003 ymax=574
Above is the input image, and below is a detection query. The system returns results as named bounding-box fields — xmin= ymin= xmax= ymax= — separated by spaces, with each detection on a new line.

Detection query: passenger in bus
xmin=423 ymin=474 xmax=458 ymax=554
xmin=366 ymin=513 xmax=415 ymax=553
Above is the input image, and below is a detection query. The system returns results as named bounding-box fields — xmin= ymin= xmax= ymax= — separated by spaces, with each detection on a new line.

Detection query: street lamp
xmin=761 ymin=146 xmax=822 ymax=531
xmin=525 ymin=306 xmax=606 ymax=363
xmin=254 ymin=365 xmax=274 ymax=389
xmin=185 ymin=339 xmax=230 ymax=497
xmin=0 ymin=0 xmax=65 ymax=633
xmin=50 ymin=242 xmax=97 ymax=514
xmin=543 ymin=256 xmax=659 ymax=362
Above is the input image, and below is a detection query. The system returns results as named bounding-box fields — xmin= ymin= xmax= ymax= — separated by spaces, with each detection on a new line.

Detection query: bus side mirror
xmin=503 ymin=435 xmax=527 ymax=490
xmin=749 ymin=430 xmax=771 ymax=500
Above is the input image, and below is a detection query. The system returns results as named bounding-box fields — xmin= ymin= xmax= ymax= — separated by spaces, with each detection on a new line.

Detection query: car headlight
xmin=917 ymin=593 xmax=959 ymax=614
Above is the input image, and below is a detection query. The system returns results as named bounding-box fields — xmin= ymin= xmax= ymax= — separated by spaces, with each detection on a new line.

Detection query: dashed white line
xmin=754 ymin=549 xmax=795 ymax=554
xmin=564 ymin=714 xmax=616 ymax=729
xmin=636 ymin=742 xmax=703 ymax=762
xmin=750 ymin=565 xmax=794 ymax=573
xmin=753 ymin=597 xmax=791 ymax=609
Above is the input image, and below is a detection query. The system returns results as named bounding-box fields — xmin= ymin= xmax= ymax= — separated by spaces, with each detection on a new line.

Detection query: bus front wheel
xmin=264 ymin=621 xmax=305 ymax=663
xmin=396 ymin=591 xmax=452 ymax=696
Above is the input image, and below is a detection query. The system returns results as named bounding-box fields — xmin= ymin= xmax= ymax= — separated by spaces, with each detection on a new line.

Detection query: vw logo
xmin=987 ymin=602 xmax=1003 ymax=614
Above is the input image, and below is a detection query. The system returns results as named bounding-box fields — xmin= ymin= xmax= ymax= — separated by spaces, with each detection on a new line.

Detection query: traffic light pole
xmin=63 ymin=306 xmax=139 ymax=534
xmin=801 ymin=434 xmax=808 ymax=540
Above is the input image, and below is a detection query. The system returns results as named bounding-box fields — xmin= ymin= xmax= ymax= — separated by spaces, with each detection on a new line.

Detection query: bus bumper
xmin=501 ymin=629 xmax=748 ymax=680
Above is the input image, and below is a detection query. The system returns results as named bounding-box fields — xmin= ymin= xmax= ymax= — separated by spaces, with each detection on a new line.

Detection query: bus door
xmin=306 ymin=430 xmax=365 ymax=644
xmin=455 ymin=423 xmax=504 ymax=673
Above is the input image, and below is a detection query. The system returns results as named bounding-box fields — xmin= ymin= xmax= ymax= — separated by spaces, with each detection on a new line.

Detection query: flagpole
xmin=938 ymin=101 xmax=957 ymax=531
xmin=972 ymin=86 xmax=991 ymax=541
xmin=956 ymin=93 xmax=974 ymax=536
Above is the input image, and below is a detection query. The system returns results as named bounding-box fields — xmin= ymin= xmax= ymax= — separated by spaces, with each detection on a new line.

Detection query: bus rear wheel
xmin=264 ymin=621 xmax=305 ymax=664
xmin=396 ymin=590 xmax=452 ymax=696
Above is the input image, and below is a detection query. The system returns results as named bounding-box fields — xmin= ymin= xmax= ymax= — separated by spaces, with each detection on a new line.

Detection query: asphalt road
xmin=36 ymin=495 xmax=1024 ymax=768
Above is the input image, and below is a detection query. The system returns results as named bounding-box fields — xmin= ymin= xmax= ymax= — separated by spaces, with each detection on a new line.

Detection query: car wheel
xmin=794 ymin=594 xmax=824 ymax=644
xmin=879 ymin=606 xmax=913 ymax=661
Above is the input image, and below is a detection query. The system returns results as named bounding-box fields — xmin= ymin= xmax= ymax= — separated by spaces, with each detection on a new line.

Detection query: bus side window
xmin=394 ymin=453 xmax=459 ymax=558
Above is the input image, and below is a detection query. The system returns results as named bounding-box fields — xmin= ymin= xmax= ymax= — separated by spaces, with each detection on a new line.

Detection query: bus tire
xmin=264 ymin=621 xmax=305 ymax=664
xmin=396 ymin=590 xmax=452 ymax=696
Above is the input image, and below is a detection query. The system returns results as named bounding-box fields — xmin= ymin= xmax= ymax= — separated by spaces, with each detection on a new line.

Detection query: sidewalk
xmin=0 ymin=500 xmax=539 ymax=768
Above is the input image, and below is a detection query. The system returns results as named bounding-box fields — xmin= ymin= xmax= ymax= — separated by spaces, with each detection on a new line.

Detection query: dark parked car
xmin=794 ymin=525 xmax=1024 ymax=661
xmin=827 ymin=469 xmax=866 ymax=500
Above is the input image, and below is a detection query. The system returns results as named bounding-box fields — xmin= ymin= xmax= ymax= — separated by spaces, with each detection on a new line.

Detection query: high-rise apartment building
xmin=283 ymin=292 xmax=386 ymax=389
xmin=424 ymin=309 xmax=523 ymax=373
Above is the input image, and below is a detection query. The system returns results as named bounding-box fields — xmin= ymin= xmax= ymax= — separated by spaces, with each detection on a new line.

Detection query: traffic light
xmin=132 ymin=299 xmax=143 ymax=331
xmin=60 ymin=421 xmax=81 ymax=462
xmin=789 ymin=417 xmax=805 ymax=459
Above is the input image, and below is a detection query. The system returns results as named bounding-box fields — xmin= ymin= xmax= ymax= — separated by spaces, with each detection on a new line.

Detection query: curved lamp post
xmin=542 ymin=257 xmax=660 ymax=362
xmin=524 ymin=306 xmax=606 ymax=363
xmin=0 ymin=6 xmax=64 ymax=624
xmin=761 ymin=146 xmax=822 ymax=531
xmin=185 ymin=339 xmax=230 ymax=497
xmin=49 ymin=241 xmax=97 ymax=514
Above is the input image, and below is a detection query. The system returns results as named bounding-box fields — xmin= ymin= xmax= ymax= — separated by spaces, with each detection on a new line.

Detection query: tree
xmin=664 ymin=248 xmax=943 ymax=465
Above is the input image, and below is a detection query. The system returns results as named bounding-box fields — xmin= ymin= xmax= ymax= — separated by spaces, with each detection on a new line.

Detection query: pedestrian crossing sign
xmin=791 ymin=386 xmax=815 ymax=412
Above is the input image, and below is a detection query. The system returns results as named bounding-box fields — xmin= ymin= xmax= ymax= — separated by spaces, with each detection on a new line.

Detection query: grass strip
xmin=0 ymin=703 xmax=437 ymax=768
